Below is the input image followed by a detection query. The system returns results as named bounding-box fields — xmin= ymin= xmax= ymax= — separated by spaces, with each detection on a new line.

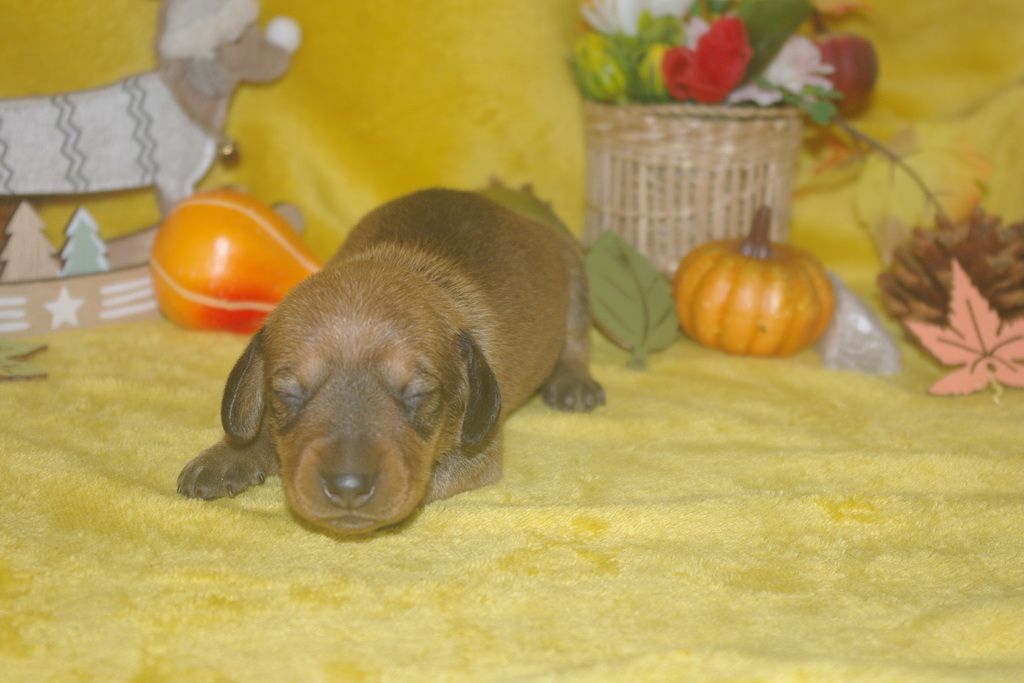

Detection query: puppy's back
xmin=335 ymin=189 xmax=575 ymax=411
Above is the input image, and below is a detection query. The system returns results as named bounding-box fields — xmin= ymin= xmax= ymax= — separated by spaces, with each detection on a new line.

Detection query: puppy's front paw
xmin=543 ymin=367 xmax=605 ymax=412
xmin=177 ymin=441 xmax=268 ymax=500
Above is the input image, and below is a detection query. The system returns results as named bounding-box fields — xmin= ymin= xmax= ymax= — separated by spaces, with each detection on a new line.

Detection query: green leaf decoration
xmin=474 ymin=179 xmax=570 ymax=234
xmin=586 ymin=232 xmax=679 ymax=370
xmin=0 ymin=339 xmax=47 ymax=381
xmin=803 ymin=99 xmax=839 ymax=125
xmin=777 ymin=83 xmax=842 ymax=125
xmin=737 ymin=0 xmax=813 ymax=81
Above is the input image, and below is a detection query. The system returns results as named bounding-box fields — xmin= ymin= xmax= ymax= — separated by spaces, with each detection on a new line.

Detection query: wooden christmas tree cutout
xmin=0 ymin=200 xmax=160 ymax=336
xmin=59 ymin=207 xmax=110 ymax=278
xmin=0 ymin=201 xmax=15 ymax=262
xmin=0 ymin=201 xmax=59 ymax=283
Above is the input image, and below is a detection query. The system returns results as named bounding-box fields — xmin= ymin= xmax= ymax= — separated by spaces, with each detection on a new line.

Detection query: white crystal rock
xmin=817 ymin=273 xmax=902 ymax=375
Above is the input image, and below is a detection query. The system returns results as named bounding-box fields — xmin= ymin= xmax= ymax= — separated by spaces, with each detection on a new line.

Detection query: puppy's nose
xmin=321 ymin=471 xmax=376 ymax=509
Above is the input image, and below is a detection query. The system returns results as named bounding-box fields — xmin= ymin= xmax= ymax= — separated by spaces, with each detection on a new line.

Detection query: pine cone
xmin=878 ymin=208 xmax=1024 ymax=325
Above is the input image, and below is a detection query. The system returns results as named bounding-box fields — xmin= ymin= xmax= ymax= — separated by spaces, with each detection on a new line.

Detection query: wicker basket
xmin=582 ymin=101 xmax=804 ymax=277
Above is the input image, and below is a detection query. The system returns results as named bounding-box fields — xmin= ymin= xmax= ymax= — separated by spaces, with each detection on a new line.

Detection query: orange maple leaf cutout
xmin=906 ymin=260 xmax=1024 ymax=396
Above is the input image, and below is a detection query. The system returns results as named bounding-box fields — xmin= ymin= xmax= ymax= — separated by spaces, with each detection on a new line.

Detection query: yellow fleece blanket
xmin=3 ymin=1 xmax=1024 ymax=681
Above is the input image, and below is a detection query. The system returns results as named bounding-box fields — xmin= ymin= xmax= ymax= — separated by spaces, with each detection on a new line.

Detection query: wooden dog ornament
xmin=178 ymin=189 xmax=605 ymax=534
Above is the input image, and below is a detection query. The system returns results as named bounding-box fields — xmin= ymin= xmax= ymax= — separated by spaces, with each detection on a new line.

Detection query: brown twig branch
xmin=811 ymin=9 xmax=828 ymax=34
xmin=834 ymin=116 xmax=950 ymax=224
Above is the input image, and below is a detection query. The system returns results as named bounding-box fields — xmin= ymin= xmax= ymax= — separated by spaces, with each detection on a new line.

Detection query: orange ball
xmin=151 ymin=189 xmax=321 ymax=333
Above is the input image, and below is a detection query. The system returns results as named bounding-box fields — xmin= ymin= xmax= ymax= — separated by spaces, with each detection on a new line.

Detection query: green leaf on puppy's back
xmin=586 ymin=232 xmax=679 ymax=369
xmin=474 ymin=180 xmax=570 ymax=234
xmin=737 ymin=0 xmax=813 ymax=80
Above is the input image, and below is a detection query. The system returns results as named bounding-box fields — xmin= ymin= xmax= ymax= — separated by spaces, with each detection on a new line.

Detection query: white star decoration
xmin=44 ymin=286 xmax=85 ymax=329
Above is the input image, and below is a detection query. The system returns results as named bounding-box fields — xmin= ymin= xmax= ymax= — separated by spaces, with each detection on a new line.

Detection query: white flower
xmin=762 ymin=35 xmax=834 ymax=92
xmin=727 ymin=81 xmax=786 ymax=106
xmin=582 ymin=0 xmax=695 ymax=36
xmin=728 ymin=35 xmax=834 ymax=105
xmin=683 ymin=15 xmax=708 ymax=48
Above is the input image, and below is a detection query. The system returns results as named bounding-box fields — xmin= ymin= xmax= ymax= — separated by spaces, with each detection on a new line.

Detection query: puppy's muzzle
xmin=321 ymin=470 xmax=377 ymax=509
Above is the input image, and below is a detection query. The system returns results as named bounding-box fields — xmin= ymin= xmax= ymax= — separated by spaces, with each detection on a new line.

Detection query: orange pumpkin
xmin=673 ymin=207 xmax=835 ymax=356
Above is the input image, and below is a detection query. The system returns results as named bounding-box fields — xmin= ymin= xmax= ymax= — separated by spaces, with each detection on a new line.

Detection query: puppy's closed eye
xmin=383 ymin=365 xmax=435 ymax=410
xmin=271 ymin=374 xmax=307 ymax=422
xmin=396 ymin=379 xmax=442 ymax=436
xmin=401 ymin=385 xmax=436 ymax=410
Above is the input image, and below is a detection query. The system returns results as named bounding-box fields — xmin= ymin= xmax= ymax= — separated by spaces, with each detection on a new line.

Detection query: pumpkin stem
xmin=740 ymin=206 xmax=773 ymax=260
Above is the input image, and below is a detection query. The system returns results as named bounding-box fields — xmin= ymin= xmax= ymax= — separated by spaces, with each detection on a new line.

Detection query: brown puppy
xmin=177 ymin=188 xmax=604 ymax=535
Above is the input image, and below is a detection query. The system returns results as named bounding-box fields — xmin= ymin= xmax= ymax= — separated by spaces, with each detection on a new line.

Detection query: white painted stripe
xmin=101 ymin=276 xmax=151 ymax=295
xmin=102 ymin=287 xmax=154 ymax=307
xmin=0 ymin=321 xmax=30 ymax=333
xmin=0 ymin=296 xmax=28 ymax=307
xmin=99 ymin=300 xmax=158 ymax=320
xmin=0 ymin=309 xmax=25 ymax=320
xmin=177 ymin=196 xmax=321 ymax=273
xmin=150 ymin=260 xmax=277 ymax=313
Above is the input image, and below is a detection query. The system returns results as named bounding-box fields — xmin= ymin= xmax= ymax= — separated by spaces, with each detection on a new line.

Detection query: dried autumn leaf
xmin=794 ymin=124 xmax=872 ymax=197
xmin=0 ymin=339 xmax=47 ymax=381
xmin=855 ymin=126 xmax=993 ymax=262
xmin=810 ymin=0 xmax=870 ymax=17
xmin=905 ymin=260 xmax=1024 ymax=396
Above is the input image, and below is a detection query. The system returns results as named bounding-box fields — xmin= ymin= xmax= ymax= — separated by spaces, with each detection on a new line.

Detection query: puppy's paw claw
xmin=177 ymin=444 xmax=268 ymax=500
xmin=543 ymin=371 xmax=605 ymax=413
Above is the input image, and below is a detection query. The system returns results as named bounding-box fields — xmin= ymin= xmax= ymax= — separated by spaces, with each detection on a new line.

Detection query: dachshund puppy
xmin=177 ymin=188 xmax=604 ymax=534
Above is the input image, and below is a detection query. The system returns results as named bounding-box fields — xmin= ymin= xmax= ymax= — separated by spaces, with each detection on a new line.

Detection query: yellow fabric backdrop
xmin=2 ymin=1 xmax=1024 ymax=680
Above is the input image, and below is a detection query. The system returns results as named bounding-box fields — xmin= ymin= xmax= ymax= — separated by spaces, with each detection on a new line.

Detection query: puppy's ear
xmin=458 ymin=331 xmax=502 ymax=447
xmin=221 ymin=329 xmax=266 ymax=445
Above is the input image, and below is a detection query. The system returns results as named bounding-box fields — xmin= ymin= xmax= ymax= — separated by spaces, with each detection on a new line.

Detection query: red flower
xmin=662 ymin=17 xmax=753 ymax=104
